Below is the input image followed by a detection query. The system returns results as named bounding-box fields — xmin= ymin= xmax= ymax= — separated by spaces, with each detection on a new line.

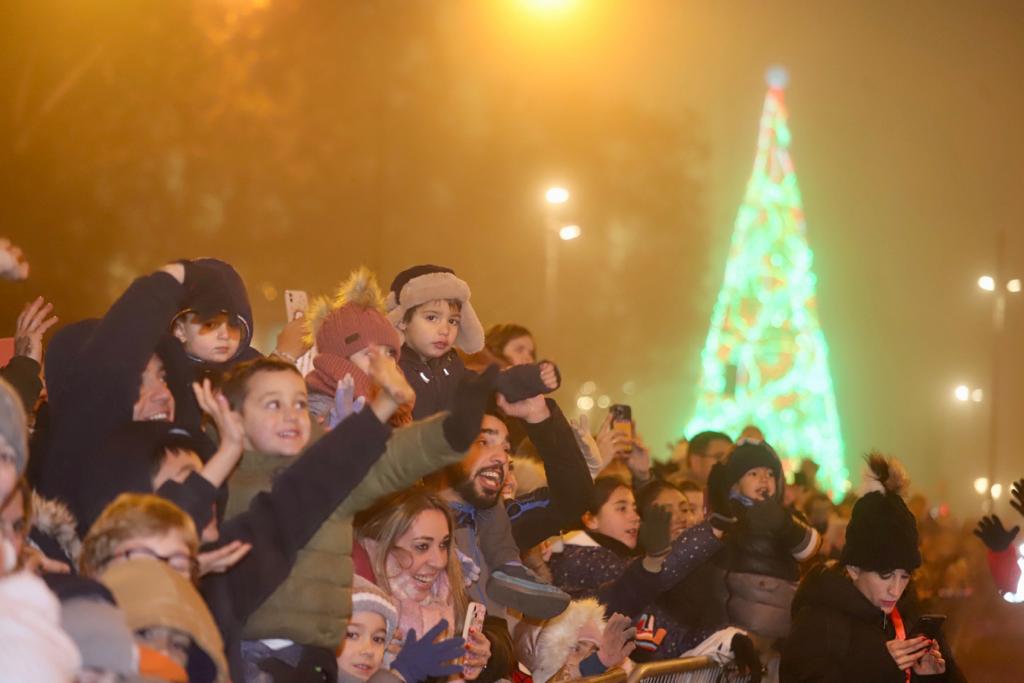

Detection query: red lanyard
xmin=889 ymin=607 xmax=912 ymax=683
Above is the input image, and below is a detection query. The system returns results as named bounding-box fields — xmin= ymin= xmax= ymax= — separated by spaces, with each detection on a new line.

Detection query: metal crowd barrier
xmin=571 ymin=657 xmax=753 ymax=683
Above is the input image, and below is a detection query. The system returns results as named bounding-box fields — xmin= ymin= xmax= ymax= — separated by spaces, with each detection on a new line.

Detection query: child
xmin=171 ymin=257 xmax=260 ymax=371
xmin=337 ymin=576 xmax=465 ymax=683
xmin=220 ymin=353 xmax=497 ymax=680
xmin=707 ymin=439 xmax=820 ymax=641
xmin=386 ymin=264 xmax=559 ymax=420
xmin=304 ymin=267 xmax=407 ymax=425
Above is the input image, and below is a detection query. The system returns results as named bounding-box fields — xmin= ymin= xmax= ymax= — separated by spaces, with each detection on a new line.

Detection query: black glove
xmin=443 ymin=365 xmax=499 ymax=452
xmin=743 ymin=498 xmax=789 ymax=535
xmin=705 ymin=462 xmax=732 ymax=518
xmin=495 ymin=361 xmax=561 ymax=403
xmin=1011 ymin=479 xmax=1024 ymax=519
xmin=974 ymin=514 xmax=1019 ymax=552
xmin=638 ymin=504 xmax=672 ymax=556
xmin=391 ymin=619 xmax=465 ymax=683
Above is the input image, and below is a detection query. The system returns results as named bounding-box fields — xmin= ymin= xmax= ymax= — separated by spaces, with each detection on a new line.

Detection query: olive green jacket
xmin=227 ymin=411 xmax=462 ymax=649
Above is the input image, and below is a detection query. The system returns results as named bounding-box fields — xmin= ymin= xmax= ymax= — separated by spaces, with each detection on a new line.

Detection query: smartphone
xmin=462 ymin=601 xmax=486 ymax=641
xmin=609 ymin=404 xmax=634 ymax=454
xmin=284 ymin=290 xmax=309 ymax=321
xmin=916 ymin=614 xmax=946 ymax=641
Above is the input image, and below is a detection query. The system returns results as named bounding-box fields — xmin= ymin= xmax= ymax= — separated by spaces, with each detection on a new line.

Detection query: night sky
xmin=3 ymin=0 xmax=1023 ymax=516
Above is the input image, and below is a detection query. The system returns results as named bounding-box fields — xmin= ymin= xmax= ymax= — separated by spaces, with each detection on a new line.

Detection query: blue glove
xmin=328 ymin=374 xmax=365 ymax=429
xmin=391 ymin=619 xmax=466 ymax=683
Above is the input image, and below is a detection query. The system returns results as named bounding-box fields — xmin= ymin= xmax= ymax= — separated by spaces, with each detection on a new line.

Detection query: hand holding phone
xmin=284 ymin=289 xmax=309 ymax=321
xmin=609 ymin=404 xmax=634 ymax=454
xmin=916 ymin=614 xmax=946 ymax=641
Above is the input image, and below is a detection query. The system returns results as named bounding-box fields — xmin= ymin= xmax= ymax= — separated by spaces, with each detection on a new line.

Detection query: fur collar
xmin=31 ymin=492 xmax=81 ymax=565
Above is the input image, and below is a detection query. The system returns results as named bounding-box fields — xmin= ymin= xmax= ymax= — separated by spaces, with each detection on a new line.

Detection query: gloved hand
xmin=742 ymin=498 xmax=788 ymax=535
xmin=597 ymin=613 xmax=637 ymax=667
xmin=327 ymin=374 xmax=366 ymax=429
xmin=1011 ymin=479 xmax=1024 ymax=519
xmin=633 ymin=614 xmax=667 ymax=652
xmin=974 ymin=514 xmax=1019 ymax=552
xmin=443 ymin=365 xmax=499 ymax=452
xmin=638 ymin=504 xmax=672 ymax=557
xmin=391 ymin=619 xmax=466 ymax=683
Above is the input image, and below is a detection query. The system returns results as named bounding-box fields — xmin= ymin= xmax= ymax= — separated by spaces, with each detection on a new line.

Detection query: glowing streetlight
xmin=979 ymin=275 xmax=996 ymax=292
xmin=1009 ymin=279 xmax=1022 ymax=294
xmin=974 ymin=477 xmax=990 ymax=495
xmin=972 ymin=389 xmax=984 ymax=403
xmin=576 ymin=395 xmax=594 ymax=411
xmin=523 ymin=0 xmax=577 ymax=12
xmin=954 ymin=385 xmax=970 ymax=402
xmin=545 ymin=186 xmax=570 ymax=204
xmin=559 ymin=224 xmax=581 ymax=241
xmin=992 ymin=483 xmax=1004 ymax=500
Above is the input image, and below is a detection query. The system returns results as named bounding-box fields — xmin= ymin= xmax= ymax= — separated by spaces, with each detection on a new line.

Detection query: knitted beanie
xmin=842 ymin=454 xmax=921 ymax=572
xmin=386 ymin=265 xmax=485 ymax=354
xmin=306 ymin=268 xmax=401 ymax=400
xmin=351 ymin=575 xmax=399 ymax=643
xmin=0 ymin=377 xmax=27 ymax=478
xmin=720 ymin=439 xmax=783 ymax=489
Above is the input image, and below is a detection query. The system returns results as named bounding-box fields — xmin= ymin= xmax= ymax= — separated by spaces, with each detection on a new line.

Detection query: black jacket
xmin=505 ymin=399 xmax=593 ymax=550
xmin=35 ymin=272 xmax=199 ymax=522
xmin=780 ymin=562 xmax=967 ymax=683
xmin=398 ymin=345 xmax=468 ymax=420
xmin=201 ymin=408 xmax=391 ymax=683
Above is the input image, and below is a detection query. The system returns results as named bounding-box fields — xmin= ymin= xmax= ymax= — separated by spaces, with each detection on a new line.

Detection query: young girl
xmin=547 ymin=477 xmax=725 ymax=659
xmin=357 ymin=489 xmax=493 ymax=681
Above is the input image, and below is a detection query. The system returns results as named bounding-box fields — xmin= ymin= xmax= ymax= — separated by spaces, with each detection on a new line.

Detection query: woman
xmin=547 ymin=477 xmax=726 ymax=659
xmin=357 ymin=489 xmax=493 ymax=681
xmin=780 ymin=455 xmax=966 ymax=682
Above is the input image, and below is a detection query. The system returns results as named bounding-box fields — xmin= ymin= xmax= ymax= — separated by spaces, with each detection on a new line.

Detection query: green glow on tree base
xmin=686 ymin=71 xmax=849 ymax=497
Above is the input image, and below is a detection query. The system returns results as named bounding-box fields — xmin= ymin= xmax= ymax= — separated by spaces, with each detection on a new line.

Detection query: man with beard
xmin=431 ymin=392 xmax=585 ymax=623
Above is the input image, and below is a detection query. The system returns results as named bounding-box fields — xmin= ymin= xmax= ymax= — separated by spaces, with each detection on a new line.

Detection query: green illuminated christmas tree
xmin=686 ymin=69 xmax=848 ymax=497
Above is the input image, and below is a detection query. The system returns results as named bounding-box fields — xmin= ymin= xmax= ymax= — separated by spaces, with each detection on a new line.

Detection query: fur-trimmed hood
xmin=514 ymin=599 xmax=606 ymax=683
xmin=30 ymin=492 xmax=82 ymax=567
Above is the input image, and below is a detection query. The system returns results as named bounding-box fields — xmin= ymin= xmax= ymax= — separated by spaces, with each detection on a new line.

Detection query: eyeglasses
xmin=109 ymin=546 xmax=197 ymax=578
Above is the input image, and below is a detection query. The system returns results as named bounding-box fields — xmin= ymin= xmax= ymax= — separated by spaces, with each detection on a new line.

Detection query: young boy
xmin=219 ymin=351 xmax=496 ymax=681
xmin=171 ymin=258 xmax=260 ymax=371
xmin=707 ymin=439 xmax=820 ymax=641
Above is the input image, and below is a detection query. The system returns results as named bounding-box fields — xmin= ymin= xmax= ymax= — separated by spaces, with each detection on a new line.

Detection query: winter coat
xmin=398 ymin=344 xmax=468 ymax=420
xmin=780 ymin=561 xmax=967 ymax=683
xmin=505 ymin=400 xmax=593 ymax=551
xmin=200 ymin=407 xmax=392 ymax=683
xmin=35 ymin=273 xmax=201 ymax=519
xmin=224 ymin=411 xmax=466 ymax=651
xmin=548 ymin=524 xmax=723 ymax=658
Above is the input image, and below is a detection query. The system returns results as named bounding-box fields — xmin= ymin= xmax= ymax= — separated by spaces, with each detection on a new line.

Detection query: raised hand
xmin=598 ymin=612 xmax=637 ymax=667
xmin=596 ymin=415 xmax=631 ymax=464
xmin=14 ymin=296 xmax=58 ymax=363
xmin=973 ymin=514 xmax=1019 ymax=552
xmin=639 ymin=504 xmax=673 ymax=557
xmin=198 ymin=540 xmax=252 ymax=577
xmin=273 ymin=313 xmax=310 ymax=363
xmin=624 ymin=434 xmax=652 ymax=482
xmin=0 ymin=239 xmax=29 ymax=281
xmin=366 ymin=344 xmax=415 ymax=406
xmin=1011 ymin=479 xmax=1024 ymax=519
xmin=192 ymin=379 xmax=246 ymax=487
xmin=569 ymin=414 xmax=604 ymax=477
xmin=327 ymin=374 xmax=366 ymax=429
xmin=496 ymin=392 xmax=550 ymax=424
xmin=390 ymin=619 xmax=466 ymax=683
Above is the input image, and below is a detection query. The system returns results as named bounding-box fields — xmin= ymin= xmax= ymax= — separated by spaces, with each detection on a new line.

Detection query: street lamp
xmin=545 ymin=186 xmax=570 ymax=204
xmin=559 ymin=224 xmax=581 ymax=241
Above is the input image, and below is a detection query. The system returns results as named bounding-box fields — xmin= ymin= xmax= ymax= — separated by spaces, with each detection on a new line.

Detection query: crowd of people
xmin=0 ymin=240 xmax=995 ymax=682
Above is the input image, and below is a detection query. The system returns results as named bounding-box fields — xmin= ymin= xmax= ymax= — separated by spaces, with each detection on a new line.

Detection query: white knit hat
xmin=352 ymin=575 xmax=400 ymax=644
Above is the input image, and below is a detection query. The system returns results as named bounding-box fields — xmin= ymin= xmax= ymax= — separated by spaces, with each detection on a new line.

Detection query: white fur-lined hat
xmin=514 ymin=599 xmax=606 ymax=683
xmin=386 ymin=265 xmax=485 ymax=353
